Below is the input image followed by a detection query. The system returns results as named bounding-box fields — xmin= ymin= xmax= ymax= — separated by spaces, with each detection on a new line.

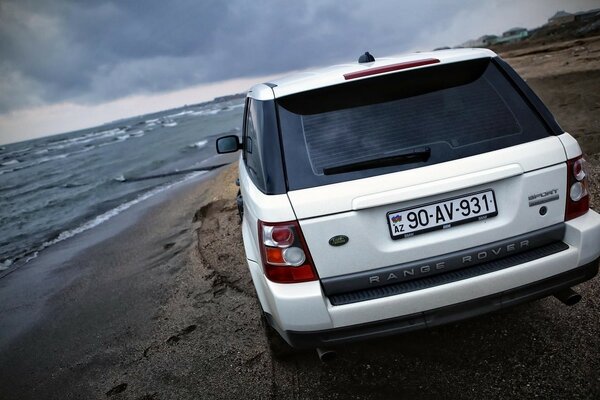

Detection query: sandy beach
xmin=1 ymin=36 xmax=600 ymax=400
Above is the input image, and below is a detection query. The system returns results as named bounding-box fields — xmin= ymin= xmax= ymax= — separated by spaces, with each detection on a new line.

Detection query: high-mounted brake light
xmin=565 ymin=155 xmax=590 ymax=221
xmin=344 ymin=58 xmax=440 ymax=80
xmin=258 ymin=220 xmax=318 ymax=283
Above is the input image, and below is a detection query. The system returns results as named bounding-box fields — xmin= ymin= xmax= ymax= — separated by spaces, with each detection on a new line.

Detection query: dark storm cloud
xmin=0 ymin=0 xmax=483 ymax=114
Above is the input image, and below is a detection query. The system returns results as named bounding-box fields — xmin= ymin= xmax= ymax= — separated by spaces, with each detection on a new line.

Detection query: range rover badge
xmin=329 ymin=235 xmax=349 ymax=247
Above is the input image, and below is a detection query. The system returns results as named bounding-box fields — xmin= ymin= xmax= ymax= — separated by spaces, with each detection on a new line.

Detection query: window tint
xmin=239 ymin=98 xmax=287 ymax=194
xmin=243 ymin=99 xmax=267 ymax=191
xmin=277 ymin=58 xmax=554 ymax=190
xmin=302 ymin=77 xmax=521 ymax=175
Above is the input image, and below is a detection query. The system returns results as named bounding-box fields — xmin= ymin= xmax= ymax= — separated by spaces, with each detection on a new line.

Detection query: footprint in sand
xmin=166 ymin=324 xmax=197 ymax=345
xmin=106 ymin=383 xmax=127 ymax=396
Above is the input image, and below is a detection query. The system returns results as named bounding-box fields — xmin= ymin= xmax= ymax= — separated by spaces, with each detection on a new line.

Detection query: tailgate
xmin=289 ymin=137 xmax=567 ymax=279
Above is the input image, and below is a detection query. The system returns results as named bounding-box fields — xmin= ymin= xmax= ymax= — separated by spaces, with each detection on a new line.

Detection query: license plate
xmin=387 ymin=190 xmax=498 ymax=240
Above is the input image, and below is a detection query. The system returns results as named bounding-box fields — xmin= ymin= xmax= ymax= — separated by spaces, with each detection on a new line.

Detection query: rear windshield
xmin=277 ymin=57 xmax=554 ymax=190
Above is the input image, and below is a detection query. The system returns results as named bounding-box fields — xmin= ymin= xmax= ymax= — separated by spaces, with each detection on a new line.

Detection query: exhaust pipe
xmin=316 ymin=348 xmax=337 ymax=362
xmin=554 ymin=287 xmax=581 ymax=306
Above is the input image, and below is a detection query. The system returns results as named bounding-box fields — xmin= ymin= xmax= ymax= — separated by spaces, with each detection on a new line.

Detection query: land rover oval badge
xmin=329 ymin=235 xmax=349 ymax=247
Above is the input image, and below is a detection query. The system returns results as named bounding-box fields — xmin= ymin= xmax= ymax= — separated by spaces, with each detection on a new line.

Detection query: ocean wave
xmin=190 ymin=109 xmax=220 ymax=116
xmin=167 ymin=110 xmax=194 ymax=118
xmin=1 ymin=173 xmax=96 ymax=203
xmin=0 ymin=182 xmax=27 ymax=193
xmin=0 ymin=148 xmax=94 ymax=176
xmin=61 ymin=182 xmax=87 ymax=189
xmin=47 ymin=128 xmax=125 ymax=150
xmin=0 ymin=166 xmax=25 ymax=176
xmin=14 ymin=170 xmax=208 ymax=267
xmin=187 ymin=139 xmax=208 ymax=149
xmin=1 ymin=159 xmax=20 ymax=166
xmin=39 ymin=154 xmax=69 ymax=163
xmin=34 ymin=148 xmax=91 ymax=165
xmin=96 ymin=130 xmax=142 ymax=147
xmin=161 ymin=120 xmax=177 ymax=127
xmin=1 ymin=147 xmax=31 ymax=158
xmin=0 ymin=259 xmax=12 ymax=271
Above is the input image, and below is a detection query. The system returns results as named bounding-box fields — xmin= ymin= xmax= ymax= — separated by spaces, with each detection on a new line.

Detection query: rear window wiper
xmin=322 ymin=146 xmax=431 ymax=175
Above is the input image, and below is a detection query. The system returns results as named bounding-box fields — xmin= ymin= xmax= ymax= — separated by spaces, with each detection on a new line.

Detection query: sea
xmin=0 ymin=97 xmax=245 ymax=275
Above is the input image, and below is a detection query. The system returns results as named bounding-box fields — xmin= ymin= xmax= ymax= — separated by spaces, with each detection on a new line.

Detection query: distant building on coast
xmin=456 ymin=7 xmax=600 ymax=50
xmin=548 ymin=10 xmax=575 ymax=25
xmin=461 ymin=28 xmax=528 ymax=48
xmin=494 ymin=27 xmax=529 ymax=44
xmin=461 ymin=34 xmax=499 ymax=48
xmin=547 ymin=9 xmax=600 ymax=25
xmin=574 ymin=8 xmax=600 ymax=22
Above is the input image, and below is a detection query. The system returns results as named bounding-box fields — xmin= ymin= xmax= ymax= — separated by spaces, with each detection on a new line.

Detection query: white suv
xmin=216 ymin=49 xmax=600 ymax=358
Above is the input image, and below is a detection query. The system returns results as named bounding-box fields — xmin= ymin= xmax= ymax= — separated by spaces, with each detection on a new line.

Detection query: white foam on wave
xmin=162 ymin=120 xmax=177 ymax=127
xmin=39 ymin=153 xmax=69 ymax=163
xmin=188 ymin=139 xmax=208 ymax=149
xmin=1 ymin=159 xmax=19 ymax=166
xmin=95 ymin=129 xmax=140 ymax=147
xmin=0 ymin=147 xmax=93 ymax=176
xmin=221 ymin=103 xmax=245 ymax=112
xmin=48 ymin=128 xmax=124 ymax=150
xmin=190 ymin=109 xmax=220 ymax=117
xmin=1 ymin=147 xmax=31 ymax=158
xmin=35 ymin=148 xmax=90 ymax=165
xmin=0 ymin=259 xmax=12 ymax=271
xmin=167 ymin=110 xmax=194 ymax=118
xmin=18 ymin=171 xmax=208 ymax=266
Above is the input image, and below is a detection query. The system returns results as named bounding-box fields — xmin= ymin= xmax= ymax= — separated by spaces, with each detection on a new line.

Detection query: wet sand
xmin=1 ymin=36 xmax=600 ymax=399
xmin=0 ymin=167 xmax=272 ymax=399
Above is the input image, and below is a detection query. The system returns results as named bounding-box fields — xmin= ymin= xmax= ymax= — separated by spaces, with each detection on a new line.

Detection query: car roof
xmin=248 ymin=48 xmax=497 ymax=101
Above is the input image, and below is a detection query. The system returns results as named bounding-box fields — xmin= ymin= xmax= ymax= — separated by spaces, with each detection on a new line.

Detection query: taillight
xmin=565 ymin=155 xmax=590 ymax=221
xmin=258 ymin=220 xmax=318 ymax=283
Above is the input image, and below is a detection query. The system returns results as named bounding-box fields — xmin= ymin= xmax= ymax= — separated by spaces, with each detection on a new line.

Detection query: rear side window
xmin=243 ymin=99 xmax=267 ymax=191
xmin=241 ymin=98 xmax=287 ymax=194
xmin=277 ymin=58 xmax=555 ymax=190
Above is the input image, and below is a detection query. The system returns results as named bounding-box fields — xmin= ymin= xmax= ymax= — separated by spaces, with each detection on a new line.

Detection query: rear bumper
xmin=250 ymin=210 xmax=600 ymax=348
xmin=272 ymin=258 xmax=598 ymax=349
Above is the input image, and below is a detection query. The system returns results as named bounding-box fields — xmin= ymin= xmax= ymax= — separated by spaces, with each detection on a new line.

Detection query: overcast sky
xmin=0 ymin=0 xmax=597 ymax=144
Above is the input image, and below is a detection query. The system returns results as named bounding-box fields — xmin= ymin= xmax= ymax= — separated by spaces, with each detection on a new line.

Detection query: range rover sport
xmin=216 ymin=49 xmax=600 ymax=358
